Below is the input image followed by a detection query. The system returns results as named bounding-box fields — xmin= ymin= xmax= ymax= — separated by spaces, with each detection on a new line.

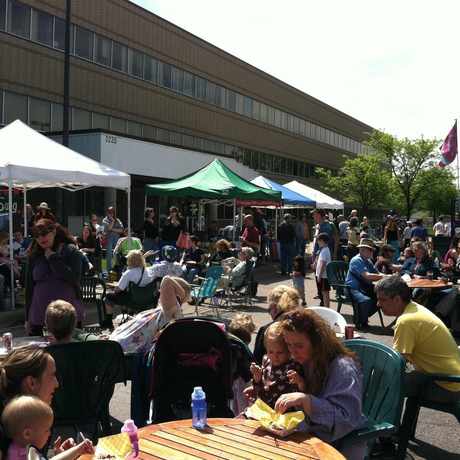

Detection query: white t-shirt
xmin=433 ymin=222 xmax=447 ymax=236
xmin=118 ymin=267 xmax=154 ymax=291
xmin=316 ymin=246 xmax=331 ymax=279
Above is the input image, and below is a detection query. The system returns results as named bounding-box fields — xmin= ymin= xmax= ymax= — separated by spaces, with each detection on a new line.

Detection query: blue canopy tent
xmin=251 ymin=176 xmax=315 ymax=207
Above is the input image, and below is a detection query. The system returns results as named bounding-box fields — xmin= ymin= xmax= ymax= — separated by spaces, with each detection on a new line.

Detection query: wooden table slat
xmin=151 ymin=430 xmax=247 ymax=460
xmin=211 ymin=425 xmax=320 ymax=458
xmin=147 ymin=428 xmax=272 ymax=460
xmin=140 ymin=437 xmax=206 ymax=460
xmin=179 ymin=427 xmax=304 ymax=460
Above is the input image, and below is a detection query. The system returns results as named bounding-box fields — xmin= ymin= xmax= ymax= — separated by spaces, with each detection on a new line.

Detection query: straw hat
xmin=357 ymin=238 xmax=375 ymax=250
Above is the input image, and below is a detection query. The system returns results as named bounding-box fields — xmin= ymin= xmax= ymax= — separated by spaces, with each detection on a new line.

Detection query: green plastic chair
xmin=191 ymin=265 xmax=224 ymax=316
xmin=326 ymin=260 xmax=350 ymax=313
xmin=342 ymin=339 xmax=406 ymax=456
xmin=397 ymin=373 xmax=460 ymax=459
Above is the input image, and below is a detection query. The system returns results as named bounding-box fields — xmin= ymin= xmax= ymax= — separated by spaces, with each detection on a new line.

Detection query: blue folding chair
xmin=190 ymin=265 xmax=224 ymax=316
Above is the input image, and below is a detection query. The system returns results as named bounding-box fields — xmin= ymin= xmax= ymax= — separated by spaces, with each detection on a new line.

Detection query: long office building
xmin=0 ymin=0 xmax=373 ymax=227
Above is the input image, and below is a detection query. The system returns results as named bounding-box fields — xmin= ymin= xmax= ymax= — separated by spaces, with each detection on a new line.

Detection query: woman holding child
xmin=0 ymin=346 xmax=93 ymax=459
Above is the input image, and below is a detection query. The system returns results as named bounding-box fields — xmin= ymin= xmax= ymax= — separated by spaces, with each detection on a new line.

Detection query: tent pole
xmin=232 ymin=199 xmax=236 ymax=242
xmin=127 ymin=186 xmax=131 ymax=237
xmin=23 ymin=186 xmax=27 ymax=238
xmin=275 ymin=207 xmax=278 ymax=240
xmin=8 ymin=172 xmax=15 ymax=309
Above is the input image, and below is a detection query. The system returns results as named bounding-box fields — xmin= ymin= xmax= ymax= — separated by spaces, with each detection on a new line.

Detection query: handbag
xmin=128 ymin=267 xmax=157 ymax=306
xmin=176 ymin=231 xmax=192 ymax=249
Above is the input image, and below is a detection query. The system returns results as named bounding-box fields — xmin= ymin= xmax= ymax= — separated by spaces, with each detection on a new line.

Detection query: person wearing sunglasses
xmin=25 ymin=219 xmax=84 ymax=336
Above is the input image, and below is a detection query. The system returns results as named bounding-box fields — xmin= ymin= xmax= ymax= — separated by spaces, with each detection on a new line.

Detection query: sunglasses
xmin=33 ymin=227 xmax=54 ymax=237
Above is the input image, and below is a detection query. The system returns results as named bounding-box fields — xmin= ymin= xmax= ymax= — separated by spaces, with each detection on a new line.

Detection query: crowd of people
xmin=0 ymin=200 xmax=459 ymax=459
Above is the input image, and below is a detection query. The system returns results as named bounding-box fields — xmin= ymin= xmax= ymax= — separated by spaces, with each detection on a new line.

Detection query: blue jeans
xmin=280 ymin=242 xmax=295 ymax=274
xmin=295 ymin=238 xmax=307 ymax=257
xmin=105 ymin=235 xmax=119 ymax=272
xmin=349 ymin=288 xmax=378 ymax=326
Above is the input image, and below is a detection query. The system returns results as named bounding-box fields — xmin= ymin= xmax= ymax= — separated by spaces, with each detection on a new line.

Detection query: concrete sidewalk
xmin=1 ymin=264 xmax=459 ymax=459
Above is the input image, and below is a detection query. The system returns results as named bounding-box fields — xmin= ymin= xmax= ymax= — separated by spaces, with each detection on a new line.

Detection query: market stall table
xmin=130 ymin=418 xmax=345 ymax=460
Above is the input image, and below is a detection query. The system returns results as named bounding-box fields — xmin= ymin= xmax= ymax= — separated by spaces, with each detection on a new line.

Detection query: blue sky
xmin=132 ymin=0 xmax=459 ymax=141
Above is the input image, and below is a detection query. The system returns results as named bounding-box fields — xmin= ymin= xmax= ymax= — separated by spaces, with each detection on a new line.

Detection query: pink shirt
xmin=6 ymin=442 xmax=27 ymax=460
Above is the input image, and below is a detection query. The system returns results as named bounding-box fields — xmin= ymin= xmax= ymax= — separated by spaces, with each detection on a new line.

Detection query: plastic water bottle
xmin=191 ymin=386 xmax=207 ymax=429
xmin=121 ymin=419 xmax=139 ymax=458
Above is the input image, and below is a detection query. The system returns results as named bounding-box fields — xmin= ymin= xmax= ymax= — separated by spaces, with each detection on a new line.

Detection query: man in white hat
xmin=345 ymin=238 xmax=386 ymax=328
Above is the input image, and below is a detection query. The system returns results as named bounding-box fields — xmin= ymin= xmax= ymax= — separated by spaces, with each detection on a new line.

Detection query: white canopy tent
xmin=0 ymin=120 xmax=131 ymax=307
xmin=284 ymin=180 xmax=344 ymax=210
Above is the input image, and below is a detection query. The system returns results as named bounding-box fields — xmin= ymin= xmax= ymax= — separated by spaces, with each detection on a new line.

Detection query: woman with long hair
xmin=25 ymin=219 xmax=84 ymax=336
xmin=143 ymin=207 xmax=159 ymax=253
xmin=274 ymin=308 xmax=367 ymax=459
xmin=77 ymin=223 xmax=100 ymax=270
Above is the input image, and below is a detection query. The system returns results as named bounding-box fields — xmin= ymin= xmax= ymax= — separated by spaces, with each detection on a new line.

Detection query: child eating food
xmin=1 ymin=395 xmax=94 ymax=460
xmin=248 ymin=322 xmax=305 ymax=408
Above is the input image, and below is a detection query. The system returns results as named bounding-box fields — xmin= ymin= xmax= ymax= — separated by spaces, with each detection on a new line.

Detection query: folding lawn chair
xmin=190 ymin=265 xmax=224 ymax=316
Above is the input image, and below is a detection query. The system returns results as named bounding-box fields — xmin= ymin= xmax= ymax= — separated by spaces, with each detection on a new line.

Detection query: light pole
xmin=62 ymin=0 xmax=71 ymax=147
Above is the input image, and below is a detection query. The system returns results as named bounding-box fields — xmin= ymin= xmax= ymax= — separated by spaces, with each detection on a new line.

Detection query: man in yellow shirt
xmin=375 ymin=275 xmax=460 ymax=403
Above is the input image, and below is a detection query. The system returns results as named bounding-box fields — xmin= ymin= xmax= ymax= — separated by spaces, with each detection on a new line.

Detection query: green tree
xmin=367 ymin=130 xmax=439 ymax=218
xmin=317 ymin=153 xmax=392 ymax=214
xmin=417 ymin=167 xmax=457 ymax=221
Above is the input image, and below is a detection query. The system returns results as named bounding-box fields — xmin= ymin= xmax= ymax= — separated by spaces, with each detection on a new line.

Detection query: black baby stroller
xmin=150 ymin=318 xmax=235 ymax=423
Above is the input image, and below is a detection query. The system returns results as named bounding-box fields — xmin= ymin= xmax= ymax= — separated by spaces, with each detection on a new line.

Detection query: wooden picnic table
xmin=133 ymin=418 xmax=345 ymax=460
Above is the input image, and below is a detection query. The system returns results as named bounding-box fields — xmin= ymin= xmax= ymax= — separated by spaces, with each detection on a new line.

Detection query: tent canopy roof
xmin=0 ymin=120 xmax=130 ymax=190
xmin=145 ymin=159 xmax=281 ymax=201
xmin=284 ymin=180 xmax=344 ymax=209
xmin=251 ymin=176 xmax=315 ymax=207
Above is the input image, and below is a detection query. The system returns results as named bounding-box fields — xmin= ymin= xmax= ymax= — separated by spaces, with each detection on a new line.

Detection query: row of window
xmin=0 ymin=88 xmax=328 ymax=178
xmin=0 ymin=0 xmax=369 ymax=156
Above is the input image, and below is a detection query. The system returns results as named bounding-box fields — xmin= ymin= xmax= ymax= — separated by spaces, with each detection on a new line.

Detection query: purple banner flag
xmin=439 ymin=120 xmax=458 ymax=168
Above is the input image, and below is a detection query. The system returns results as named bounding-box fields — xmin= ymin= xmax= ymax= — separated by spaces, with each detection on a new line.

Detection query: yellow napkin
xmin=95 ymin=432 xmax=132 ymax=459
xmin=246 ymin=398 xmax=305 ymax=431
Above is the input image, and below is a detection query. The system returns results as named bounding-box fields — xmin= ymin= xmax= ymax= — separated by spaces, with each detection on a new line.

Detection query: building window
xmin=92 ymin=112 xmax=109 ymax=129
xmin=243 ymin=96 xmax=252 ymax=117
xmin=171 ymin=67 xmax=183 ymax=93
xmin=143 ymin=56 xmax=157 ymax=83
xmin=252 ymin=100 xmax=260 ymax=120
xmin=75 ymin=25 xmax=93 ymax=60
xmin=112 ymin=42 xmax=128 ymax=72
xmin=260 ymin=103 xmax=268 ymax=123
xmin=226 ymin=90 xmax=236 ymax=112
xmin=31 ymin=9 xmax=53 ymax=46
xmin=8 ymin=0 xmax=31 ymax=38
xmin=95 ymin=34 xmax=111 ymax=67
xmin=0 ymin=0 xmax=5 ymax=31
xmin=29 ymin=97 xmax=51 ymax=131
xmin=142 ymin=125 xmax=156 ymax=139
xmin=195 ymin=77 xmax=206 ymax=101
xmin=267 ymin=106 xmax=275 ymax=125
xmin=183 ymin=71 xmax=194 ymax=97
xmin=205 ymin=81 xmax=216 ymax=105
xmin=160 ymin=62 xmax=172 ymax=88
xmin=110 ymin=117 xmax=126 ymax=133
xmin=51 ymin=103 xmax=63 ymax=131
xmin=182 ymin=134 xmax=194 ymax=148
xmin=4 ymin=91 xmax=27 ymax=124
xmin=53 ymin=17 xmax=65 ymax=50
xmin=156 ymin=128 xmax=170 ymax=143
xmin=215 ymin=85 xmax=224 ymax=107
xmin=235 ymin=93 xmax=244 ymax=115
xmin=128 ymin=48 xmax=143 ymax=78
xmin=72 ymin=108 xmax=91 ymax=130
xmin=127 ymin=120 xmax=142 ymax=137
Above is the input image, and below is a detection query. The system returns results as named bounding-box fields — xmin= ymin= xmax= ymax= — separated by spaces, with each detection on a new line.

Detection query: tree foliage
xmin=317 ymin=153 xmax=392 ymax=214
xmin=366 ymin=131 xmax=439 ymax=218
xmin=417 ymin=167 xmax=458 ymax=218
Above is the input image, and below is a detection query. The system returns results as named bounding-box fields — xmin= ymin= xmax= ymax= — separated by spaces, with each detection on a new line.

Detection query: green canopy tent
xmin=145 ymin=159 xmax=281 ymax=240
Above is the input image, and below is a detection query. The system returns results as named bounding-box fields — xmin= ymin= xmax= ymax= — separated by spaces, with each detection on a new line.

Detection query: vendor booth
xmin=0 ymin=120 xmax=131 ymax=306
xmin=284 ymin=180 xmax=344 ymax=210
